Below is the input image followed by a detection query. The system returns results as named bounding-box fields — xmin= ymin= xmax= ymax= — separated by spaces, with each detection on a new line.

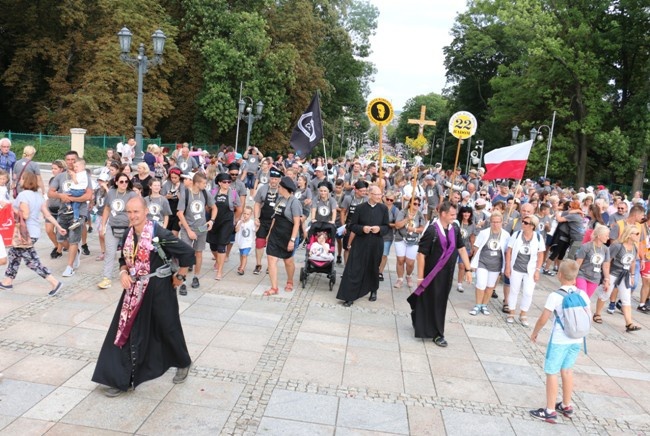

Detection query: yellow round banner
xmin=448 ymin=111 xmax=477 ymax=139
xmin=367 ymin=98 xmax=394 ymax=125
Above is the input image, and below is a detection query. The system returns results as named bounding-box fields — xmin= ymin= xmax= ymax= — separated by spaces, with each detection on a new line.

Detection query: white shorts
xmin=475 ymin=268 xmax=500 ymax=290
xmin=598 ymin=273 xmax=632 ymax=306
xmin=394 ymin=240 xmax=418 ymax=260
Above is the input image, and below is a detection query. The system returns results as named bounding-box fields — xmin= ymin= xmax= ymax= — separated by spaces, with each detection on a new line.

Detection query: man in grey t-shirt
xmin=48 ymin=151 xmax=93 ymax=277
xmin=177 ymin=173 xmax=216 ymax=294
xmin=176 ymin=147 xmax=199 ymax=175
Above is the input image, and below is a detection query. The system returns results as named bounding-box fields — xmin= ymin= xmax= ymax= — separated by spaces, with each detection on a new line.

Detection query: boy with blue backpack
xmin=530 ymin=259 xmax=591 ymax=423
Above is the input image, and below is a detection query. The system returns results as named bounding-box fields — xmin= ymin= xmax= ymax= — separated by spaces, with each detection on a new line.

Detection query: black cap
xmin=269 ymin=167 xmax=284 ymax=178
xmin=279 ymin=176 xmax=296 ymax=192
xmin=228 ymin=162 xmax=241 ymax=171
xmin=317 ymin=181 xmax=332 ymax=192
xmin=216 ymin=172 xmax=230 ymax=183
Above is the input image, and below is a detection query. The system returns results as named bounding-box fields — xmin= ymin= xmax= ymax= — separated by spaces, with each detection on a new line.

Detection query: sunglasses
xmin=229 ymin=173 xmax=238 ymax=177
xmin=480 ymin=194 xmax=487 ymax=196
xmin=117 ymin=180 xmax=129 ymax=184
xmin=385 ymin=198 xmax=394 ymax=202
xmin=522 ymin=221 xmax=533 ymax=226
xmin=618 ymin=207 xmax=626 ymax=210
xmin=221 ymin=180 xmax=232 ymax=184
xmin=412 ymin=202 xmax=420 ymax=206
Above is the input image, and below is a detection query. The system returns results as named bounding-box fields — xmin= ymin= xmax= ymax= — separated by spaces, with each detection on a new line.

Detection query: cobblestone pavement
xmin=1 ymin=186 xmax=649 ymax=434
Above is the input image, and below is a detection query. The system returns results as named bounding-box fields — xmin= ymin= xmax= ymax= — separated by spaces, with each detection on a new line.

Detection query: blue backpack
xmin=553 ymin=288 xmax=591 ymax=353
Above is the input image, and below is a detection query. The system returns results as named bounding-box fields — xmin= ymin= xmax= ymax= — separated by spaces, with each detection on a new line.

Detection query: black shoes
xmin=81 ymin=244 xmax=90 ymax=255
xmin=378 ymin=273 xmax=384 ymax=281
xmin=369 ymin=291 xmax=377 ymax=301
xmin=179 ymin=284 xmax=187 ymax=296
xmin=50 ymin=248 xmax=62 ymax=259
xmin=253 ymin=265 xmax=262 ymax=275
xmin=336 ymin=255 xmax=342 ymax=264
xmin=343 ymin=300 xmax=353 ymax=307
xmin=191 ymin=277 xmax=200 ymax=288
xmin=433 ymin=336 xmax=448 ymax=347
xmin=491 ymin=290 xmax=498 ymax=298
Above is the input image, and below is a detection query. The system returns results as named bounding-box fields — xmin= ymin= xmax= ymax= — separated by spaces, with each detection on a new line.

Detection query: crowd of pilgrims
xmin=7 ymin=140 xmax=646 ymax=333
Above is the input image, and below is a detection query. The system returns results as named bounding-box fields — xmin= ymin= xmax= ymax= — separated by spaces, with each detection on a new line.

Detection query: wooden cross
xmin=408 ymin=105 xmax=437 ymax=136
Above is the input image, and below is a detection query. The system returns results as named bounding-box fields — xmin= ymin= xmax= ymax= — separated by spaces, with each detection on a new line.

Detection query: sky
xmin=366 ymin=0 xmax=469 ymax=112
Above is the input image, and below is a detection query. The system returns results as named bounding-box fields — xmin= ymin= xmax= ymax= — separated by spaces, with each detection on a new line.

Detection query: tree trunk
xmin=632 ymin=153 xmax=647 ymax=194
xmin=576 ymin=133 xmax=588 ymax=188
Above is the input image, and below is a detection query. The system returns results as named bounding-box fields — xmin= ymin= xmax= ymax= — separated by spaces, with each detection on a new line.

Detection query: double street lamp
xmin=238 ymin=97 xmax=264 ymax=152
xmin=530 ymin=112 xmax=556 ymax=179
xmin=117 ymin=27 xmax=166 ymax=163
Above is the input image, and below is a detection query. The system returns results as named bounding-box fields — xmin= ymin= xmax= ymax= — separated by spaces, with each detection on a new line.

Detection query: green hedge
xmin=10 ymin=139 xmax=107 ymax=165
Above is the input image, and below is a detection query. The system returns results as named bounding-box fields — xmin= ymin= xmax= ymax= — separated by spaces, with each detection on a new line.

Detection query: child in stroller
xmin=309 ymin=231 xmax=335 ymax=262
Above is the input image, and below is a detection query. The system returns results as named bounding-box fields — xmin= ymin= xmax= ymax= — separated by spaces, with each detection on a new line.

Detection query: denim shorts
xmin=383 ymin=240 xmax=393 ymax=257
xmin=239 ymin=247 xmax=251 ymax=256
xmin=544 ymin=342 xmax=581 ymax=374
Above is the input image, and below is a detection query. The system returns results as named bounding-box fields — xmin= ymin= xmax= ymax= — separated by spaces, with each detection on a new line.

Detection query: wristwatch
xmin=175 ymin=273 xmax=186 ymax=281
xmin=290 ymin=237 xmax=296 ymax=242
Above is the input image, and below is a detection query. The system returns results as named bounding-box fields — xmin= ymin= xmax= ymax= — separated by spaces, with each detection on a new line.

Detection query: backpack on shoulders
xmin=553 ymin=288 xmax=591 ymax=352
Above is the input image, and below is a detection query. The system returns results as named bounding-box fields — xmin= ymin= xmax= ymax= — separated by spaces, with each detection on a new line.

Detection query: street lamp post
xmin=238 ymin=97 xmax=264 ymax=152
xmin=511 ymin=125 xmax=520 ymax=145
xmin=118 ymin=27 xmax=166 ymax=163
xmin=529 ymin=111 xmax=556 ymax=179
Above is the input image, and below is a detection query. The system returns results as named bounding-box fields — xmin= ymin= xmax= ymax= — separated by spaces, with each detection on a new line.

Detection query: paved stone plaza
xmin=1 ymin=195 xmax=650 ymax=434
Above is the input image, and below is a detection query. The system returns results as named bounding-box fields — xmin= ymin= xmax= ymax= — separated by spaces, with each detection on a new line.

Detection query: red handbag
xmin=0 ymin=205 xmax=14 ymax=247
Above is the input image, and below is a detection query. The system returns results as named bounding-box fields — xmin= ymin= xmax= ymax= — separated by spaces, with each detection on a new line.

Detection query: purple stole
xmin=413 ymin=222 xmax=456 ymax=296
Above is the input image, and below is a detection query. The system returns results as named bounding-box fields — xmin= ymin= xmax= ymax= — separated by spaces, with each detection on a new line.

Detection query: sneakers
xmin=393 ymin=278 xmax=403 ymax=289
xmin=637 ymin=304 xmax=650 ymax=314
xmin=469 ymin=305 xmax=480 ymax=316
xmin=253 ymin=265 xmax=262 ymax=275
xmin=491 ymin=290 xmax=498 ymax=299
xmin=481 ymin=306 xmax=491 ymax=315
xmin=103 ymin=387 xmax=124 ymax=397
xmin=68 ymin=220 xmax=82 ymax=231
xmin=179 ymin=284 xmax=187 ymax=296
xmin=73 ymin=250 xmax=81 ymax=269
xmin=529 ymin=408 xmax=557 ymax=423
xmin=457 ymin=283 xmax=464 ymax=293
xmin=62 ymin=266 xmax=75 ymax=277
xmin=48 ymin=282 xmax=63 ymax=296
xmin=615 ymin=300 xmax=623 ymax=313
xmin=173 ymin=364 xmax=191 ymax=384
xmin=606 ymin=302 xmax=616 ymax=314
xmin=62 ymin=207 xmax=74 ymax=215
xmin=378 ymin=273 xmax=384 ymax=281
xmin=81 ymin=244 xmax=90 ymax=255
xmin=542 ymin=269 xmax=556 ymax=276
xmin=191 ymin=277 xmax=200 ymax=288
xmin=97 ymin=277 xmax=112 ymax=289
xmin=336 ymin=255 xmax=342 ymax=264
xmin=555 ymin=402 xmax=574 ymax=418
xmin=50 ymin=248 xmax=62 ymax=259
xmin=406 ymin=276 xmax=413 ymax=288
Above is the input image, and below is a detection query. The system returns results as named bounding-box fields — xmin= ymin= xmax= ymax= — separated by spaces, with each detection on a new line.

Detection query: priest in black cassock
xmin=92 ymin=197 xmax=196 ymax=397
xmin=408 ymin=201 xmax=473 ymax=347
xmin=337 ymin=185 xmax=389 ymax=306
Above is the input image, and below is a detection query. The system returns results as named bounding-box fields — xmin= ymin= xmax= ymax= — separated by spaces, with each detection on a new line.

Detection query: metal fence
xmin=1 ymin=131 xmax=161 ymax=149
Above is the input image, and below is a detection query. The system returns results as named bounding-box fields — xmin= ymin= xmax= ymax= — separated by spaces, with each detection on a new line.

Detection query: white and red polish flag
xmin=482 ymin=140 xmax=534 ymax=181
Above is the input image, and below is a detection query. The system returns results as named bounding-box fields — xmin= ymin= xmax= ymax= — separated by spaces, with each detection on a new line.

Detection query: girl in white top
xmin=309 ymin=232 xmax=334 ymax=262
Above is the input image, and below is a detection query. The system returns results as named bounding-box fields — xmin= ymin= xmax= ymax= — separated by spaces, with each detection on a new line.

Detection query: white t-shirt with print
xmin=545 ymin=285 xmax=590 ymax=345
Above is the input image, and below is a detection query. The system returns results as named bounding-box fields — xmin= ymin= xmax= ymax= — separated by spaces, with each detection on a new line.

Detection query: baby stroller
xmin=299 ymin=221 xmax=337 ymax=290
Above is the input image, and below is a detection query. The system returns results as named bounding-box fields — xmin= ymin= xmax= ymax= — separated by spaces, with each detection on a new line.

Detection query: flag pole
xmin=504 ymin=179 xmax=523 ymax=224
xmin=453 ymin=138 xmax=462 ymax=172
xmin=378 ymin=124 xmax=387 ymax=191
xmin=234 ymin=81 xmax=243 ymax=154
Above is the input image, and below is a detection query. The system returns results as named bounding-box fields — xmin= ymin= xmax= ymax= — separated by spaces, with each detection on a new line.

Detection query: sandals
xmin=237 ymin=268 xmax=245 ymax=276
xmin=284 ymin=281 xmax=294 ymax=292
xmin=263 ymin=287 xmax=279 ymax=296
xmin=506 ymin=316 xmax=514 ymax=324
xmin=518 ymin=315 xmax=529 ymax=327
xmin=626 ymin=323 xmax=641 ymax=332
xmin=394 ymin=278 xmax=404 ymax=289
xmin=502 ymin=304 xmax=510 ymax=314
xmin=592 ymin=314 xmax=603 ymax=324
xmin=215 ymin=274 xmax=222 ymax=281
